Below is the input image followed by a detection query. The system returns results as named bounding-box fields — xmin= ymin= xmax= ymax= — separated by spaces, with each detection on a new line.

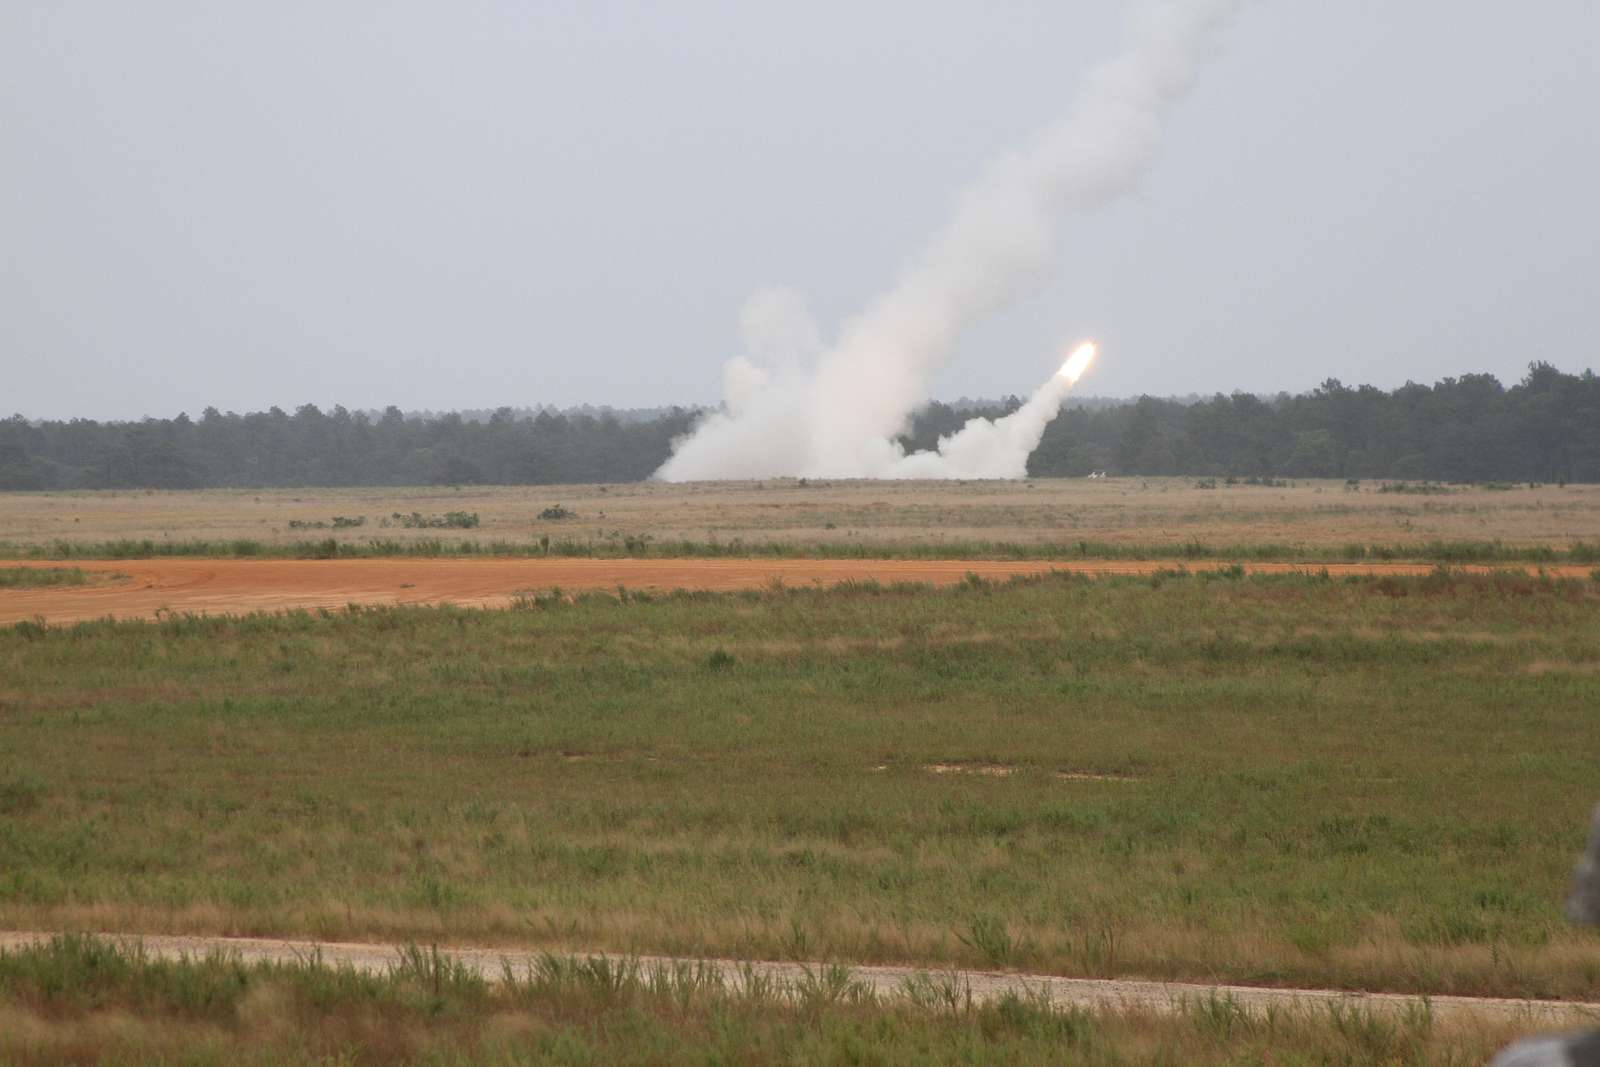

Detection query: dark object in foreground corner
xmin=1489 ymin=1032 xmax=1600 ymax=1067
xmin=1567 ymin=805 xmax=1600 ymax=925
xmin=1488 ymin=806 xmax=1600 ymax=1067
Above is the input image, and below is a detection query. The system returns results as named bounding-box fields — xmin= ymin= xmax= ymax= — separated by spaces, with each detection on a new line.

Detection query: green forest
xmin=3 ymin=363 xmax=1596 ymax=489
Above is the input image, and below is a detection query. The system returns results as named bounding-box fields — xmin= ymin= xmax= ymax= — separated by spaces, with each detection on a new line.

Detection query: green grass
xmin=5 ymin=535 xmax=1600 ymax=562
xmin=0 ymin=566 xmax=92 ymax=588
xmin=3 ymin=572 xmax=1600 ymax=1001
xmin=0 ymin=935 xmax=1528 ymax=1065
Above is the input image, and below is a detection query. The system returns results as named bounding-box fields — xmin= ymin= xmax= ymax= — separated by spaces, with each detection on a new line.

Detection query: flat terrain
xmin=3 ymin=556 xmax=1598 ymax=624
xmin=5 ymin=478 xmax=1600 ymax=552
xmin=5 ymin=482 xmax=1599 ymax=1062
xmin=5 ymin=571 xmax=1599 ymax=1003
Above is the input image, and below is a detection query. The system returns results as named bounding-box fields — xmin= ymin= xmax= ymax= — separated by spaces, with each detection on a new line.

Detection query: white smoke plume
xmin=657 ymin=0 xmax=1242 ymax=482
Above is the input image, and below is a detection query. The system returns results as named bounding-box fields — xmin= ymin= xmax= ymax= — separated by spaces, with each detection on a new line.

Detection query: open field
xmin=5 ymin=571 xmax=1600 ymax=1006
xmin=0 ymin=935 xmax=1541 ymax=1066
xmin=3 ymin=556 xmax=1599 ymax=625
xmin=5 ymin=478 xmax=1600 ymax=556
xmin=6 ymin=484 xmax=1600 ymax=1061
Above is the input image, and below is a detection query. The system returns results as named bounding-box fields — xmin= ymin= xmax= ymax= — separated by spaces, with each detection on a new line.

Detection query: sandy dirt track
xmin=2 ymin=557 xmax=1594 ymax=625
xmin=1 ymin=931 xmax=1594 ymax=1026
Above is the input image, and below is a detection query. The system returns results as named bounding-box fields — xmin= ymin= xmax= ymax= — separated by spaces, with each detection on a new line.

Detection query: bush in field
xmin=539 ymin=505 xmax=576 ymax=521
xmin=958 ymin=916 xmax=1017 ymax=968
xmin=393 ymin=511 xmax=479 ymax=529
xmin=289 ymin=516 xmax=365 ymax=530
xmin=1378 ymin=482 xmax=1453 ymax=495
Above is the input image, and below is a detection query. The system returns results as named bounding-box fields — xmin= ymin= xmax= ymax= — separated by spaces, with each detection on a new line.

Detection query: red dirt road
xmin=1 ymin=557 xmax=1592 ymax=625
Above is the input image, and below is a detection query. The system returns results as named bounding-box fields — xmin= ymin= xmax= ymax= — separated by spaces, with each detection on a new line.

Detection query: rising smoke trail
xmin=891 ymin=342 xmax=1098 ymax=479
xmin=656 ymin=0 xmax=1243 ymax=481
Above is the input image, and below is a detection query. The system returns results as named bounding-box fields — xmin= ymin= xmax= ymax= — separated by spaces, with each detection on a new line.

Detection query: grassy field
xmin=0 ymin=935 xmax=1523 ymax=1066
xmin=4 ymin=478 xmax=1600 ymax=557
xmin=4 ymin=570 xmax=1599 ymax=1005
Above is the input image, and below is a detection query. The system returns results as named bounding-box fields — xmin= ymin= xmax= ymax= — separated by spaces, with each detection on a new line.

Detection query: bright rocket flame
xmin=1058 ymin=341 xmax=1098 ymax=384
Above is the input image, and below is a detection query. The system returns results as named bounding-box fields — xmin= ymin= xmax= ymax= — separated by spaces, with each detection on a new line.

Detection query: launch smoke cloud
xmin=657 ymin=0 xmax=1243 ymax=481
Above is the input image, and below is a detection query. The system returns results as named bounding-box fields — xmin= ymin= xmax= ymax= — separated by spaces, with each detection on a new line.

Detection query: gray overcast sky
xmin=3 ymin=2 xmax=1596 ymax=420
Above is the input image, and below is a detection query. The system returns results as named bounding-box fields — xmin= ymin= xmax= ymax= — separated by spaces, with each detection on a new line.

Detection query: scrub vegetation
xmin=7 ymin=534 xmax=1600 ymax=564
xmin=4 ymin=570 xmax=1599 ymax=1003
xmin=0 ymin=567 xmax=91 ymax=588
xmin=6 ymin=478 xmax=1600 ymax=560
xmin=0 ymin=934 xmax=1522 ymax=1066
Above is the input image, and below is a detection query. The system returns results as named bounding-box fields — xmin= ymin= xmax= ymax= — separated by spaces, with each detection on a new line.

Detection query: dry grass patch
xmin=5 ymin=478 xmax=1600 ymax=554
xmin=1525 ymin=659 xmax=1600 ymax=674
xmin=925 ymin=763 xmax=1017 ymax=778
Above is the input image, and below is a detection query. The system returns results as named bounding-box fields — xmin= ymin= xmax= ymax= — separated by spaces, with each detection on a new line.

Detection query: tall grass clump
xmin=0 ymin=566 xmax=90 ymax=587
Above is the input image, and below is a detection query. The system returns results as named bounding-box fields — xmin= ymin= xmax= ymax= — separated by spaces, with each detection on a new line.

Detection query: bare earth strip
xmin=1 ymin=557 xmax=1594 ymax=625
xmin=1 ymin=931 xmax=1594 ymax=1026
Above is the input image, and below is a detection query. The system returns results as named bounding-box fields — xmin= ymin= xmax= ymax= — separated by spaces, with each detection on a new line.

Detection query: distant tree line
xmin=911 ymin=363 xmax=1600 ymax=484
xmin=0 ymin=405 xmax=699 ymax=490
xmin=2 ymin=363 xmax=1597 ymax=490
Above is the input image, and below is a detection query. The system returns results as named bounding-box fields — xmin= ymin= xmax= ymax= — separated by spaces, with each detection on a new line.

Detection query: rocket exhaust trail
xmin=889 ymin=341 xmax=1099 ymax=480
xmin=656 ymin=0 xmax=1242 ymax=481
xmin=1059 ymin=341 xmax=1098 ymax=384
